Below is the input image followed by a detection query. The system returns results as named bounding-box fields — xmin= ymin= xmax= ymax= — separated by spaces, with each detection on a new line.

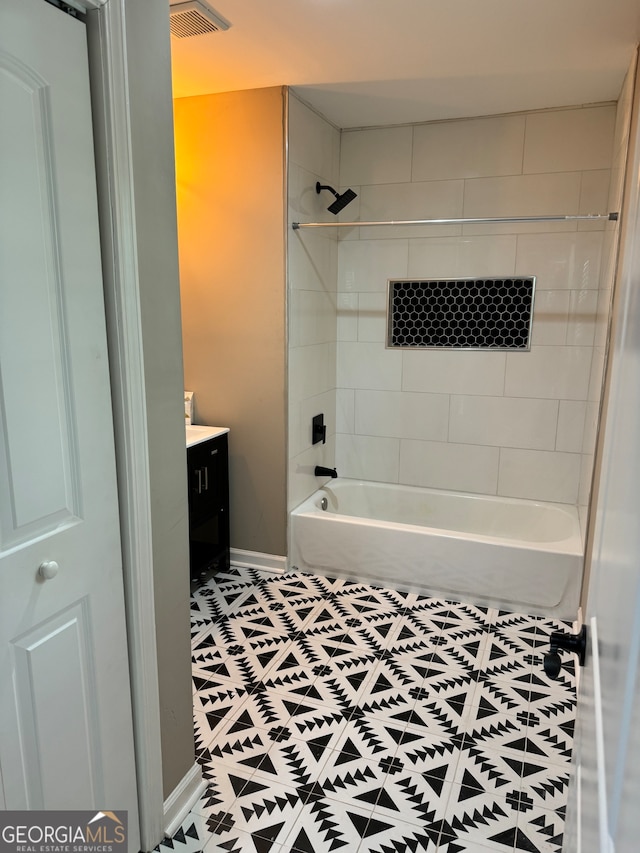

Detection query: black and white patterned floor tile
xmin=157 ymin=569 xmax=577 ymax=853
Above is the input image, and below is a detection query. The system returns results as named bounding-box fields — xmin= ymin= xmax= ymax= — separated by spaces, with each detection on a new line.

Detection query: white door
xmin=0 ymin=0 xmax=139 ymax=825
xmin=566 ymin=70 xmax=640 ymax=852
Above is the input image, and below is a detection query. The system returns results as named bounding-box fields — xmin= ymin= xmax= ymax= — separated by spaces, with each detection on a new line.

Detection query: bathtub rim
xmin=291 ymin=478 xmax=584 ymax=557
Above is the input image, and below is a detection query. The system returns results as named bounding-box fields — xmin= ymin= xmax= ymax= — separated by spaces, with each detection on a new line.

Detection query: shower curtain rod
xmin=292 ymin=212 xmax=619 ymax=230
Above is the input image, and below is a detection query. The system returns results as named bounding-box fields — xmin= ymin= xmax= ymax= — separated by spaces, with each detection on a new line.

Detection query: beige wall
xmin=174 ymin=87 xmax=287 ymax=556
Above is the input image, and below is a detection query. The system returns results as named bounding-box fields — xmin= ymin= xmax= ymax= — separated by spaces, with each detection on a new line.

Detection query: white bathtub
xmin=289 ymin=479 xmax=583 ymax=618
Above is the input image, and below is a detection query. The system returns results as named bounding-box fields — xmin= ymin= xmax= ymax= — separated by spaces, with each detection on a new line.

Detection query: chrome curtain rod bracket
xmin=292 ymin=212 xmax=619 ymax=230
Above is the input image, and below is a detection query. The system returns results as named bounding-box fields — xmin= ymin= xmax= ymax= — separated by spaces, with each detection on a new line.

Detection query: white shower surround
xmin=333 ymin=104 xmax=617 ymax=509
xmin=290 ymin=479 xmax=583 ymax=619
xmin=286 ymin=95 xmax=628 ymax=624
xmin=287 ymin=100 xmax=618 ymax=510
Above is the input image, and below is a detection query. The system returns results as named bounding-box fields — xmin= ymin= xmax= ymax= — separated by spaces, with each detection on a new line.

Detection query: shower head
xmin=316 ymin=182 xmax=358 ymax=215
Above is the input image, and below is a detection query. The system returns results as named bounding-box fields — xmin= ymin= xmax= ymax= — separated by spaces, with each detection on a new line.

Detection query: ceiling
xmin=170 ymin=0 xmax=640 ymax=129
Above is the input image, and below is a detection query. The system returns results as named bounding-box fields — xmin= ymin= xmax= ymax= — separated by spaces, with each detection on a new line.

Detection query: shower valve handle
xmin=312 ymin=414 xmax=327 ymax=445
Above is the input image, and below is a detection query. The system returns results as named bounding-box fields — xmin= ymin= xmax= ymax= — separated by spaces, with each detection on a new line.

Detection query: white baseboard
xmin=163 ymin=762 xmax=207 ymax=838
xmin=230 ymin=549 xmax=287 ymax=574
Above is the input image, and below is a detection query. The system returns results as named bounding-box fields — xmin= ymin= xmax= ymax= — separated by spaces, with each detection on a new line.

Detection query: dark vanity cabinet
xmin=187 ymin=431 xmax=230 ymax=581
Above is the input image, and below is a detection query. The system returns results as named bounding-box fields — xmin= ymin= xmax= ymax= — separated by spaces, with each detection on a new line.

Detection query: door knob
xmin=38 ymin=560 xmax=59 ymax=580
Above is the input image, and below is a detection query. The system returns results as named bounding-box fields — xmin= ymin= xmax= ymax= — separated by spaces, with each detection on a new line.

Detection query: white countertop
xmin=186 ymin=424 xmax=229 ymax=448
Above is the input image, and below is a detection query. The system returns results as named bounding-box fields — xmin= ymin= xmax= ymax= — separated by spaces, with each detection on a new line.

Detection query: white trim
xmin=73 ymin=0 xmax=108 ymax=10
xmin=86 ymin=3 xmax=164 ymax=851
xmin=576 ymin=763 xmax=582 ymax=853
xmin=230 ymin=549 xmax=287 ymax=574
xmin=591 ymin=617 xmax=615 ymax=853
xmin=163 ymin=763 xmax=207 ymax=839
xmin=573 ymin=610 xmax=584 ymax=692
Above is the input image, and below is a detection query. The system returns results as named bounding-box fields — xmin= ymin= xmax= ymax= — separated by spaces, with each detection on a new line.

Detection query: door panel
xmin=1 ymin=51 xmax=78 ymax=546
xmin=10 ymin=599 xmax=101 ymax=808
xmin=0 ymin=0 xmax=138 ymax=819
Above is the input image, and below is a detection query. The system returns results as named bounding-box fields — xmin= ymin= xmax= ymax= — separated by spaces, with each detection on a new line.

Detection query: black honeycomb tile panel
xmin=387 ymin=277 xmax=535 ymax=350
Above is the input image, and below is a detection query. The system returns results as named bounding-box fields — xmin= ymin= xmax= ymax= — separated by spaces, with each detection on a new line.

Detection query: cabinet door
xmin=188 ymin=435 xmax=229 ymax=577
xmin=188 ymin=441 xmax=216 ymax=525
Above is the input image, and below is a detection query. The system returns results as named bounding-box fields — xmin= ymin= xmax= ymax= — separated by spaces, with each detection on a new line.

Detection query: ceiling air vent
xmin=169 ymin=0 xmax=231 ymax=38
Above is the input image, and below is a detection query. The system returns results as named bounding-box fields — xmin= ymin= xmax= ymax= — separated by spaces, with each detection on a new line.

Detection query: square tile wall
xmin=287 ymin=96 xmax=633 ymax=513
xmin=335 ymin=104 xmax=619 ymax=506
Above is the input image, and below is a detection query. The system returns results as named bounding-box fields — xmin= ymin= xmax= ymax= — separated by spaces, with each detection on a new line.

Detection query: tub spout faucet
xmin=315 ymin=465 xmax=338 ymax=478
